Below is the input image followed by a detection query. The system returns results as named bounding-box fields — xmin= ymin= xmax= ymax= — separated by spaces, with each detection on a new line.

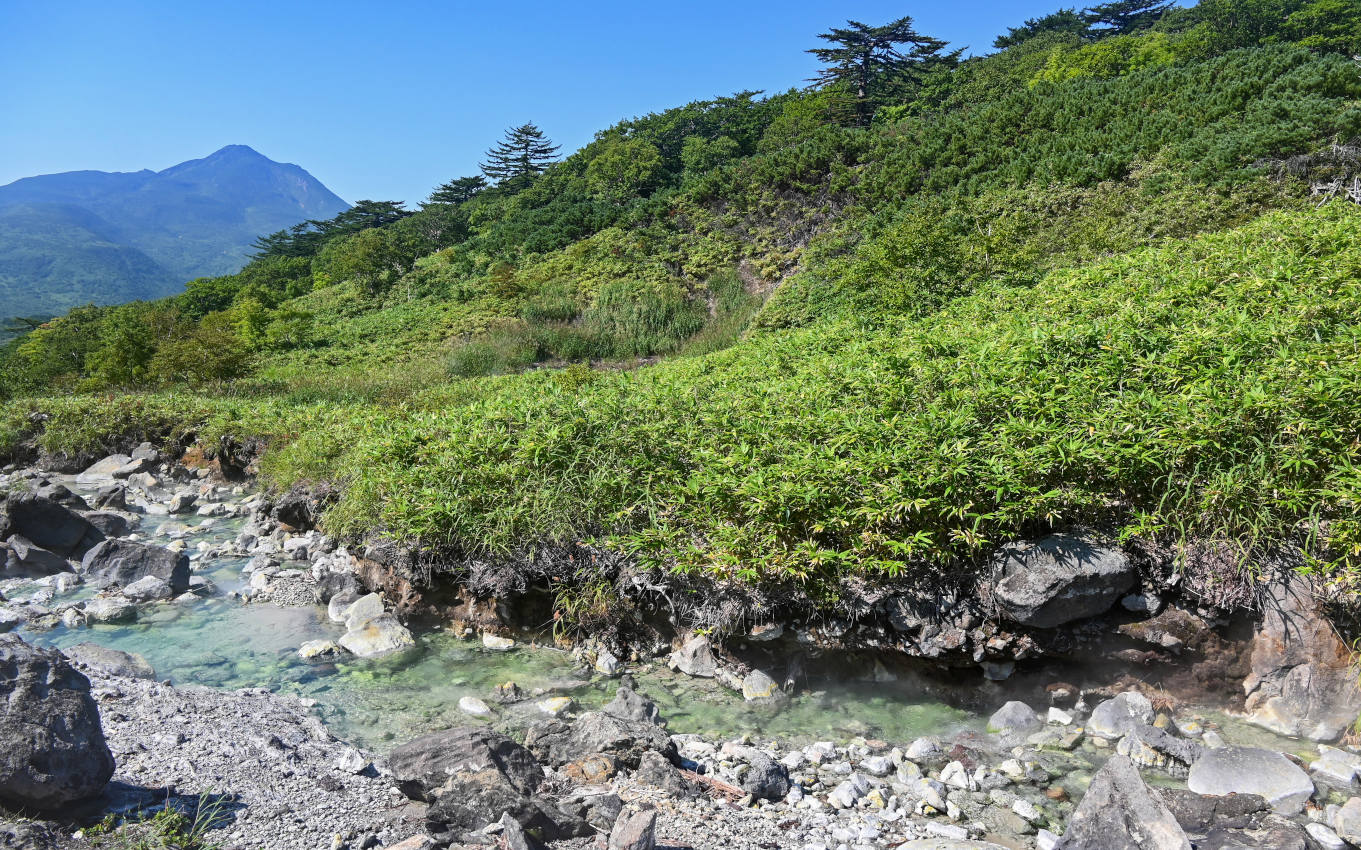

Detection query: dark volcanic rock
xmin=390 ymin=727 xmax=584 ymax=840
xmin=525 ymin=686 xmax=676 ymax=770
xmin=1055 ymin=754 xmax=1190 ymax=850
xmin=0 ymin=635 xmax=114 ymax=809
xmin=993 ymin=534 xmax=1136 ymax=628
xmin=82 ymin=511 xmax=132 ymax=539
xmin=63 ymin=642 xmax=155 ymax=680
xmin=3 ymin=536 xmax=70 ymax=577
xmin=80 ymin=538 xmax=189 ymax=593
xmin=5 ymin=494 xmax=103 ymax=558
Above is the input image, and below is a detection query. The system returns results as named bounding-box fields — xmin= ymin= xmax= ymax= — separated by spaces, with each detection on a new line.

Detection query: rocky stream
xmin=0 ymin=448 xmax=1360 ymax=850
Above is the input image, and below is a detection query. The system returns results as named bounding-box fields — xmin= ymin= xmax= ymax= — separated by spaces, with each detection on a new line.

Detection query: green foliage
xmin=89 ymin=800 xmax=225 ymax=850
xmin=586 ymin=137 xmax=664 ymax=199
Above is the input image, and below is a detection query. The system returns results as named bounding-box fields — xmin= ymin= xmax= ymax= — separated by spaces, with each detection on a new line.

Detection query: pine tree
xmin=480 ymin=124 xmax=561 ymax=188
xmin=808 ymin=17 xmax=951 ymax=126
xmin=1083 ymin=0 xmax=1173 ymax=37
xmin=994 ymin=8 xmax=1091 ymax=48
xmin=425 ymin=175 xmax=488 ymax=206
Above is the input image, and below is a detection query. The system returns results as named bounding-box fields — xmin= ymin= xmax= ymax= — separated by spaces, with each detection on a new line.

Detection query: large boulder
xmin=80 ymin=538 xmax=189 ymax=594
xmin=4 ymin=495 xmax=103 ymax=559
xmin=1055 ymin=754 xmax=1190 ymax=850
xmin=0 ymin=635 xmax=114 ymax=809
xmin=63 ymin=643 xmax=155 ymax=680
xmin=3 ymin=536 xmax=71 ymax=577
xmin=75 ymin=455 xmax=132 ymax=485
xmin=389 ymin=727 xmax=584 ymax=840
xmin=1186 ymin=746 xmax=1314 ymax=815
xmin=668 ymin=635 xmax=717 ymax=678
xmin=81 ymin=512 xmax=133 ymax=539
xmin=525 ymin=685 xmax=676 ymax=769
xmin=338 ymin=613 xmax=415 ymax=657
xmin=1087 ymin=691 xmax=1155 ymax=739
xmin=992 ymin=534 xmax=1136 ymax=628
xmin=1243 ymin=573 xmax=1361 ymax=742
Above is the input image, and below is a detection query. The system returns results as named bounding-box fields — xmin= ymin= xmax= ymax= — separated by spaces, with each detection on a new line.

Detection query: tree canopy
xmin=481 ymin=123 xmax=561 ymax=188
xmin=807 ymin=17 xmax=953 ymax=126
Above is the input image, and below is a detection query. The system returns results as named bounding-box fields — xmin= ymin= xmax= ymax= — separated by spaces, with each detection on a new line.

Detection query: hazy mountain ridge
xmin=0 ymin=145 xmax=347 ymax=319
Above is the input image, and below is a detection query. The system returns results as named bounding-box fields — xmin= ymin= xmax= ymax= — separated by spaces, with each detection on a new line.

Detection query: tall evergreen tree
xmin=808 ymin=17 xmax=951 ymax=126
xmin=481 ymin=124 xmax=561 ymax=188
xmin=994 ymin=8 xmax=1091 ymax=48
xmin=1083 ymin=0 xmax=1174 ymax=37
xmin=425 ymin=175 xmax=488 ymax=206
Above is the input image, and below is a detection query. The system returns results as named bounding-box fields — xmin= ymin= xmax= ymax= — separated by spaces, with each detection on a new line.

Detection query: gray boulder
xmin=668 ymin=635 xmax=717 ymax=678
xmin=5 ymin=495 xmax=103 ymax=558
xmin=608 ymin=808 xmax=656 ymax=850
xmin=33 ymin=483 xmax=89 ymax=510
xmin=83 ymin=596 xmax=136 ymax=624
xmin=122 ymin=575 xmax=173 ymax=602
xmin=76 ymin=455 xmax=131 ymax=484
xmin=1055 ymin=754 xmax=1190 ymax=850
xmin=0 ymin=635 xmax=114 ymax=809
xmin=3 ymin=536 xmax=70 ymax=577
xmin=92 ymin=485 xmax=128 ymax=512
xmin=988 ymin=700 xmax=1041 ymax=737
xmin=338 ymin=613 xmax=415 ymax=657
xmin=80 ymin=538 xmax=189 ymax=594
xmin=525 ymin=686 xmax=676 ymax=769
xmin=741 ymin=668 xmax=783 ymax=703
xmin=63 ymin=642 xmax=155 ymax=680
xmin=389 ymin=727 xmax=585 ymax=840
xmin=1243 ymin=573 xmax=1361 ymax=742
xmin=1087 ymin=692 xmax=1155 ymax=738
xmin=556 ymin=786 xmax=623 ymax=833
xmin=82 ymin=512 xmax=132 ymax=539
xmin=993 ymin=534 xmax=1136 ymax=628
xmin=736 ymin=748 xmax=790 ymax=801
xmin=633 ymin=750 xmax=691 ymax=797
xmin=1187 ymin=746 xmax=1314 ymax=815
xmin=167 ymin=492 xmax=197 ymax=514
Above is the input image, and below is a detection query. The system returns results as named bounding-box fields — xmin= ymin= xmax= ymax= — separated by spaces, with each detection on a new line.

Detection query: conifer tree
xmin=426 ymin=176 xmax=487 ymax=206
xmin=1083 ymin=0 xmax=1173 ymax=37
xmin=808 ymin=18 xmax=952 ymax=127
xmin=480 ymin=123 xmax=561 ymax=188
xmin=994 ymin=8 xmax=1091 ymax=48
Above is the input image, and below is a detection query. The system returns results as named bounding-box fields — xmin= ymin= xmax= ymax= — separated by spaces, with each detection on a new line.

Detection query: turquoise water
xmin=16 ymin=477 xmax=977 ymax=753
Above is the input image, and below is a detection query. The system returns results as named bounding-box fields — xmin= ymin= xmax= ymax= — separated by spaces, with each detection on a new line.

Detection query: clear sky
xmin=2 ymin=1 xmax=1071 ymax=205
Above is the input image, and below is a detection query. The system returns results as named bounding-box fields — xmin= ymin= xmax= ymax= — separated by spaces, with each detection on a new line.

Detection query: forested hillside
xmin=4 ymin=0 xmax=1360 ymax=627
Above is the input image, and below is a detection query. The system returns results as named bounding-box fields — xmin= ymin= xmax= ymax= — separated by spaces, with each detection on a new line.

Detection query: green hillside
xmin=3 ymin=0 xmax=1360 ymax=628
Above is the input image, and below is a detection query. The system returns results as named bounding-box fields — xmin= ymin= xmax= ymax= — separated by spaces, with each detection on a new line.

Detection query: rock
xmin=1118 ymin=608 xmax=1207 ymax=654
xmin=741 ymin=668 xmax=782 ymax=702
xmin=604 ymin=684 xmax=660 ymax=724
xmin=5 ymin=495 xmax=103 ymax=558
xmin=459 ymin=696 xmax=493 ymax=718
xmin=829 ymin=773 xmax=871 ymax=808
xmin=525 ymin=687 xmax=676 ymax=769
xmin=1334 ymin=796 xmax=1361 ymax=844
xmin=992 ymin=534 xmax=1136 ymax=628
xmin=1306 ymin=822 xmax=1346 ymax=850
xmin=83 ymin=595 xmax=136 ymax=624
xmin=1087 ymin=691 xmax=1154 ymax=738
xmin=1310 ymin=745 xmax=1361 ymax=787
xmin=538 ymin=696 xmax=574 ymax=717
xmin=338 ymin=613 xmax=415 ymax=657
xmin=1116 ymin=724 xmax=1202 ymax=776
xmin=389 ymin=727 xmax=578 ymax=839
xmin=563 ymin=753 xmax=619 ymax=784
xmin=557 ymin=786 xmax=623 ymax=833
xmin=122 ymin=575 xmax=173 ymax=602
xmin=343 ymin=593 xmax=385 ymax=630
xmin=482 ymin=633 xmax=516 ymax=650
xmin=607 ymin=808 xmax=656 ymax=850
xmin=167 ymin=492 xmax=197 ymax=514
xmin=3 ymin=536 xmax=70 ymax=577
xmin=1186 ymin=746 xmax=1314 ymax=814
xmin=298 ymin=640 xmax=343 ymax=660
xmin=633 ymin=750 xmax=689 ymax=796
xmin=498 ymin=811 xmax=545 ymax=850
xmin=76 ymin=454 xmax=132 ymax=484
xmin=111 ymin=457 xmax=153 ymax=479
xmin=0 ymin=636 xmax=114 ymax=808
xmin=899 ymin=842 xmax=1011 ymax=850
xmin=1159 ymin=788 xmax=1268 ymax=833
xmin=592 ymin=647 xmax=622 ymax=676
xmin=92 ymin=485 xmax=128 ymax=511
xmin=736 ymin=748 xmax=790 ymax=801
xmin=749 ymin=622 xmax=784 ymax=642
xmin=327 ymin=590 xmax=360 ymax=623
xmin=130 ymin=442 xmax=159 ymax=463
xmin=1243 ymin=572 xmax=1361 ymax=742
xmin=1055 ymin=754 xmax=1189 ymax=850
xmin=988 ymin=701 xmax=1041 ymax=737
xmin=668 ymin=635 xmax=717 ymax=678
xmin=63 ymin=642 xmax=154 ymax=680
xmin=81 ymin=538 xmax=189 ymax=594
xmin=82 ymin=511 xmax=132 ymax=538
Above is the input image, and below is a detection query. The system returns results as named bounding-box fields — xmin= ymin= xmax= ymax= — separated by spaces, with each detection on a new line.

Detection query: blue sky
xmin=2 ymin=1 xmax=1072 ymax=205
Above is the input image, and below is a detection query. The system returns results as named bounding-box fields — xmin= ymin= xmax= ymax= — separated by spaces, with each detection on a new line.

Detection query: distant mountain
xmin=0 ymin=146 xmax=348 ymax=320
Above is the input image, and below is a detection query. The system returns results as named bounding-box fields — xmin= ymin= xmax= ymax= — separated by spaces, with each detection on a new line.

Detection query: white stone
xmin=458 ymin=696 xmax=493 ymax=717
xmin=1306 ymin=822 xmax=1346 ymax=850
xmin=1187 ymin=746 xmax=1314 ymax=815
xmin=538 ymin=696 xmax=574 ymax=716
xmin=1047 ymin=707 xmax=1074 ymax=725
xmin=481 ymin=633 xmax=516 ymax=650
